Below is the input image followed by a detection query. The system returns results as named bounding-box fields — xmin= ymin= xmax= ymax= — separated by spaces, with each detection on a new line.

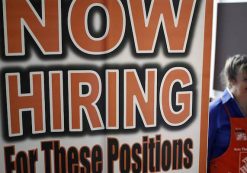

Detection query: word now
xmin=3 ymin=0 xmax=197 ymax=56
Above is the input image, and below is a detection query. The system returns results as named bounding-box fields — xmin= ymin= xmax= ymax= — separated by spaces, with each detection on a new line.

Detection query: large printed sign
xmin=0 ymin=0 xmax=213 ymax=172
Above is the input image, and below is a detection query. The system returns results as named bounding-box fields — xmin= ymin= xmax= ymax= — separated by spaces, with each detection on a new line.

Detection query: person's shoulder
xmin=209 ymin=97 xmax=223 ymax=118
xmin=209 ymin=97 xmax=222 ymax=110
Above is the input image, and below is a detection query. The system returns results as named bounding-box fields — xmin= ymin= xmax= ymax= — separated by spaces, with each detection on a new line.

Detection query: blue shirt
xmin=208 ymin=89 xmax=244 ymax=163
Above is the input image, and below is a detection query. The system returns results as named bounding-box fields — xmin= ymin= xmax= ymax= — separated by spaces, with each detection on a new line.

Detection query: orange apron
xmin=210 ymin=105 xmax=247 ymax=173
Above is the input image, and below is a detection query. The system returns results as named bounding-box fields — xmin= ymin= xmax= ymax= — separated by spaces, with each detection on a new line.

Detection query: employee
xmin=208 ymin=54 xmax=247 ymax=172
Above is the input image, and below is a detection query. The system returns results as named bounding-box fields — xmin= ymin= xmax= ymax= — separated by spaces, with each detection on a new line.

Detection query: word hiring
xmin=5 ymin=67 xmax=194 ymax=137
xmin=3 ymin=0 xmax=197 ymax=56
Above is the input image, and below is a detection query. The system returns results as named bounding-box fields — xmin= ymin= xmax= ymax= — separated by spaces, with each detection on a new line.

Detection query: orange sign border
xmin=199 ymin=0 xmax=214 ymax=172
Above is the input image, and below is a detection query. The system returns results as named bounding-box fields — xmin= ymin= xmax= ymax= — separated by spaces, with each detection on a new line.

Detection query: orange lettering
xmin=124 ymin=69 xmax=157 ymax=128
xmin=68 ymin=71 xmax=104 ymax=131
xmin=5 ymin=72 xmax=45 ymax=136
xmin=3 ymin=0 xmax=61 ymax=56
xmin=68 ymin=0 xmax=125 ymax=54
xmin=106 ymin=70 xmax=119 ymax=129
xmin=160 ymin=67 xmax=192 ymax=126
xmin=49 ymin=71 xmax=64 ymax=132
xmin=127 ymin=0 xmax=196 ymax=53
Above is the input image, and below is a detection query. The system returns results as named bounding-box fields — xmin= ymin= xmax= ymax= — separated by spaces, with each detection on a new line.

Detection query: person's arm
xmin=207 ymin=102 xmax=219 ymax=172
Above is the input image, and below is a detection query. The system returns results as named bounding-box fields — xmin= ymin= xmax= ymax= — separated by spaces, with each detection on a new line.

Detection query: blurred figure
xmin=208 ymin=54 xmax=247 ymax=172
